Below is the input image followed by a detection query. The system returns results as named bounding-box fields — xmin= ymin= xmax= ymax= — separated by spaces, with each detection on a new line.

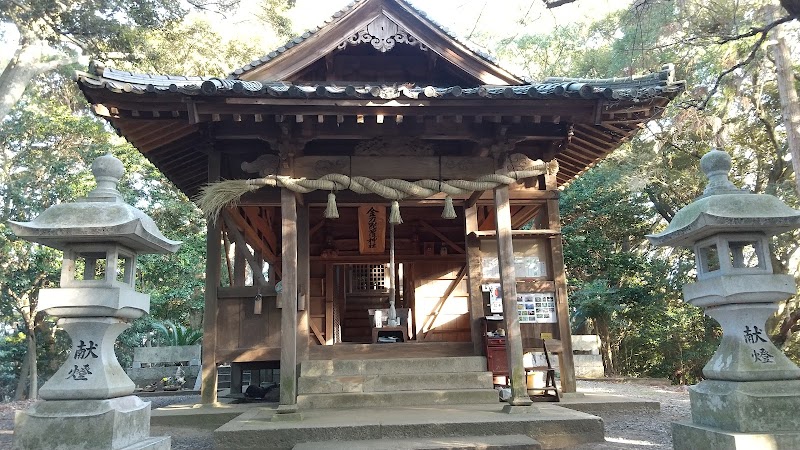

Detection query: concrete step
xmin=300 ymin=356 xmax=487 ymax=377
xmin=214 ymin=403 xmax=604 ymax=450
xmin=292 ymin=434 xmax=541 ymax=449
xmin=298 ymin=371 xmax=493 ymax=394
xmin=297 ymin=389 xmax=499 ymax=409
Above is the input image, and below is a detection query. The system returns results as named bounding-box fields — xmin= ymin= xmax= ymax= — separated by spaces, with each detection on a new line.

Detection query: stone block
xmin=40 ymin=318 xmax=135 ymax=400
xmin=297 ymin=389 xmax=499 ymax=409
xmin=39 ymin=286 xmax=150 ymax=320
xmin=571 ymin=335 xmax=601 ymax=354
xmin=300 ymin=357 xmax=487 ymax=377
xmin=673 ymin=421 xmax=800 ymax=450
xmin=132 ymin=346 xmax=201 ymax=367
xmin=13 ymin=395 xmax=169 ymax=450
xmin=292 ymin=434 xmax=542 ymax=449
xmin=689 ymin=379 xmax=800 ymax=433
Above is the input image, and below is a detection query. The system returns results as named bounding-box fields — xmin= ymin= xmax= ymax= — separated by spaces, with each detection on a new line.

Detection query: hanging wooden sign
xmin=358 ymin=205 xmax=386 ymax=254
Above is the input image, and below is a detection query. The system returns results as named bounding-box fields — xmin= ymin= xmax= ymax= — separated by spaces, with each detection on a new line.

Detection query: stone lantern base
xmin=673 ymin=379 xmax=800 ymax=450
xmin=13 ymin=395 xmax=170 ymax=450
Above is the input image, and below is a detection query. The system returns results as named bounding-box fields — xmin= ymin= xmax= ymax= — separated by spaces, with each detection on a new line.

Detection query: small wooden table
xmin=372 ymin=326 xmax=409 ymax=343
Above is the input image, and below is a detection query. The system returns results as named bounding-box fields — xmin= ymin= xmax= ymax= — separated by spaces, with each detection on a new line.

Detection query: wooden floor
xmin=308 ymin=341 xmax=476 ymax=360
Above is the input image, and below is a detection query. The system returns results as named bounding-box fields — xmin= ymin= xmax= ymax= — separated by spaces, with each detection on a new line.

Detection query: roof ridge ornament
xmin=338 ymin=14 xmax=428 ymax=53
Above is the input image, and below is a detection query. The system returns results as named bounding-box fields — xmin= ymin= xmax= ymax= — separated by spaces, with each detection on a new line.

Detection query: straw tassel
xmin=324 ymin=191 xmax=339 ymax=219
xmin=441 ymin=195 xmax=456 ymax=219
xmin=389 ymin=200 xmax=403 ymax=224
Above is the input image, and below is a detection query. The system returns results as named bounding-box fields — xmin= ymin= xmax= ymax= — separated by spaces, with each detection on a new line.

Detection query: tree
xmin=0 ymin=0 xmax=265 ymax=120
xmin=0 ymin=1 xmax=298 ymax=398
xmin=0 ymin=78 xmax=110 ymax=398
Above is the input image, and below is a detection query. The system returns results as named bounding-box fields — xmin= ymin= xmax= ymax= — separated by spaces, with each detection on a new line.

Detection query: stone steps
xmin=298 ymin=371 xmax=493 ymax=394
xmin=213 ymin=403 xmax=605 ymax=450
xmin=292 ymin=434 xmax=541 ymax=449
xmin=297 ymin=356 xmax=497 ymax=409
xmin=297 ymin=389 xmax=499 ymax=409
xmin=300 ymin=356 xmax=487 ymax=377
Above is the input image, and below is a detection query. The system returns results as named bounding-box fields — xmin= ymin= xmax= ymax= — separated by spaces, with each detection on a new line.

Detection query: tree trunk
xmin=771 ymin=7 xmax=800 ymax=196
xmin=0 ymin=37 xmax=76 ymax=120
xmin=27 ymin=332 xmax=38 ymax=399
xmin=595 ymin=318 xmax=615 ymax=376
xmin=771 ymin=5 xmax=800 ymax=345
xmin=14 ymin=346 xmax=31 ymax=401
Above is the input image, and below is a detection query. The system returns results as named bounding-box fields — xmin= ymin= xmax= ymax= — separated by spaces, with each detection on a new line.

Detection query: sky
xmin=223 ymin=0 xmax=629 ymax=53
xmin=285 ymin=0 xmax=628 ymax=35
xmin=0 ymin=0 xmax=630 ymax=72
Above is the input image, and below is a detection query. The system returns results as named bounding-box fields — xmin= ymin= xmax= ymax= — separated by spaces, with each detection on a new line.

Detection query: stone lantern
xmin=11 ymin=154 xmax=179 ymax=450
xmin=648 ymin=149 xmax=800 ymax=449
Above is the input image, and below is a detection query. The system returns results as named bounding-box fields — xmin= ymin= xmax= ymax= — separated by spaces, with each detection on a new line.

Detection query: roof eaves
xmin=228 ymin=0 xmax=366 ymax=79
xmin=77 ymin=69 xmax=684 ymax=103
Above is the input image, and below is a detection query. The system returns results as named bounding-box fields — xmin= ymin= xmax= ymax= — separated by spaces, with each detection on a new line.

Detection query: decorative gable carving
xmin=338 ymin=14 xmax=428 ymax=53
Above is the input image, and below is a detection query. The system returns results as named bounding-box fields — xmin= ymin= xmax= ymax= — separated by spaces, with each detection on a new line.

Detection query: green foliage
xmin=0 ymin=329 xmax=27 ymax=400
xmin=561 ymin=160 xmax=720 ymax=383
xmin=0 ymin=0 xmax=184 ymax=58
xmin=152 ymin=320 xmax=203 ymax=347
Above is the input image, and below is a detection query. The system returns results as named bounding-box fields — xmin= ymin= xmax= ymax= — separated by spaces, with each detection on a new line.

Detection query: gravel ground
xmin=569 ymin=380 xmax=691 ymax=449
xmin=1 ymin=381 xmax=690 ymax=449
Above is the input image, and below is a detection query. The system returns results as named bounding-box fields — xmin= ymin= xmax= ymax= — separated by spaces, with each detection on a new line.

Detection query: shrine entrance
xmin=75 ymin=0 xmax=685 ymax=413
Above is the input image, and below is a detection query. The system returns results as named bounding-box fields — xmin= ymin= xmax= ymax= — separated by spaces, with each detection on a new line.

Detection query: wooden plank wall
xmin=414 ymin=262 xmax=471 ymax=342
xmin=217 ymin=294 xmax=281 ymax=362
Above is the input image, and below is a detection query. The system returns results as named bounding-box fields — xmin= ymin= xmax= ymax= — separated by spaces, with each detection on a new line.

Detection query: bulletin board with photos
xmin=482 ymin=283 xmax=557 ymax=324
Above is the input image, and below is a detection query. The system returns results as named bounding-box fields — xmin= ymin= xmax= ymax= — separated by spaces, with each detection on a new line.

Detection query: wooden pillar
xmin=494 ymin=185 xmax=532 ymax=406
xmin=230 ymin=362 xmax=243 ymax=395
xmin=201 ymin=150 xmax=221 ymax=404
xmin=465 ymin=205 xmax=486 ymax=356
xmin=279 ymin=187 xmax=298 ymax=406
xmin=325 ymin=264 xmax=334 ymax=345
xmin=297 ymin=202 xmax=310 ymax=361
xmin=548 ymin=197 xmax=577 ymax=394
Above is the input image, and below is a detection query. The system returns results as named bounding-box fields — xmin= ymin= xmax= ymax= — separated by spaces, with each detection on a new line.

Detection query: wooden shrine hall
xmin=76 ymin=0 xmax=684 ymax=410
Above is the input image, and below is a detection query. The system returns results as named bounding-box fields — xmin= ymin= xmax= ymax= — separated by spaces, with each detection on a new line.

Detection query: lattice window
xmin=350 ymin=264 xmax=388 ymax=292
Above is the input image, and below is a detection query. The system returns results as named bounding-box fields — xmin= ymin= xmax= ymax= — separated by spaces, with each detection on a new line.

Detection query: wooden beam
xmin=309 ymin=320 xmax=325 ymax=345
xmin=227 ymin=209 xmax=279 ymax=271
xmin=293 ymin=156 xmax=494 ymax=180
xmin=325 ymin=264 xmax=334 ymax=345
xmin=419 ymin=220 xmax=465 ymax=254
xmin=221 ymin=211 xmax=268 ymax=286
xmin=241 ymin=206 xmax=278 ymax=257
xmin=297 ymin=204 xmax=310 ymax=363
xmin=201 ymin=148 xmax=221 ymax=405
xmin=510 ymin=205 xmax=542 ymax=230
xmin=222 ymin=226 xmax=234 ymax=285
xmin=310 ymin=219 xmax=326 ymax=238
xmin=465 ymin=206 xmax=486 ymax=355
xmin=494 ymin=179 xmax=532 ymax=406
xmin=464 ymin=190 xmax=484 ymax=209
xmin=279 ymin=188 xmax=298 ymax=407
xmin=548 ymin=198 xmax=576 ymax=394
xmin=421 ymin=265 xmax=467 ymax=340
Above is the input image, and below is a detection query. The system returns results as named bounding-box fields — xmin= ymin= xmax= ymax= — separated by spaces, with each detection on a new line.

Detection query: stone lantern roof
xmin=647 ymin=149 xmax=800 ymax=248
xmin=10 ymin=153 xmax=181 ymax=254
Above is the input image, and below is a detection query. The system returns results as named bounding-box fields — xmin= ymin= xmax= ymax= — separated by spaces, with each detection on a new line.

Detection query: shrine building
xmin=75 ymin=0 xmax=684 ymax=411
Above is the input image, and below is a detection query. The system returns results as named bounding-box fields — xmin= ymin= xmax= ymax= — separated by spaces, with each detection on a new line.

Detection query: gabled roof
xmin=82 ymin=64 xmax=681 ymax=103
xmin=75 ymin=61 xmax=684 ymax=197
xmin=230 ymin=0 xmax=524 ymax=85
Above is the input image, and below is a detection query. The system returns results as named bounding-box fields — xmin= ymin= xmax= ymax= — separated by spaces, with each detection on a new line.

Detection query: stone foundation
xmin=689 ymin=379 xmax=800 ymax=433
xmin=13 ymin=395 xmax=170 ymax=450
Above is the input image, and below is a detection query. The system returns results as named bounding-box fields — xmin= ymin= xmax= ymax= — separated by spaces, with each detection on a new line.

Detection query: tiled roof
xmin=228 ymin=0 xmax=509 ymax=80
xmin=79 ymin=64 xmax=684 ymax=103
